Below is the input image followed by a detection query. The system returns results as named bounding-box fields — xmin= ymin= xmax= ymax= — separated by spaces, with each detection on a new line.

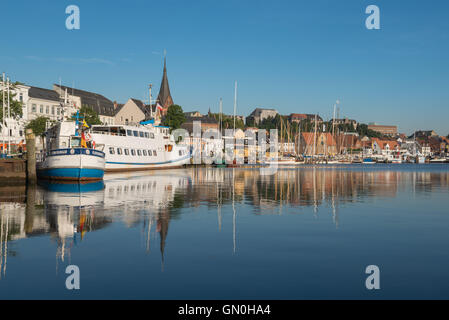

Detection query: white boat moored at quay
xmin=37 ymin=121 xmax=106 ymax=181
xmin=89 ymin=121 xmax=191 ymax=172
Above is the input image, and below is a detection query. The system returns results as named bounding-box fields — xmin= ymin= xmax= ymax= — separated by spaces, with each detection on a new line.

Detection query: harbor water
xmin=0 ymin=164 xmax=448 ymax=299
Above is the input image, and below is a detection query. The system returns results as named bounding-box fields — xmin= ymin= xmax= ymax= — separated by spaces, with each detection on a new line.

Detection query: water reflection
xmin=0 ymin=165 xmax=449 ymax=280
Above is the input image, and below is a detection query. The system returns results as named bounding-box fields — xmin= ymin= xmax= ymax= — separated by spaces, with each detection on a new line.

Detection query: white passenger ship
xmin=89 ymin=121 xmax=191 ymax=172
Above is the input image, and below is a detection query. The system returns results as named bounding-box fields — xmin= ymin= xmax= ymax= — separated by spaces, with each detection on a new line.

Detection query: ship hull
xmin=37 ymin=148 xmax=105 ymax=181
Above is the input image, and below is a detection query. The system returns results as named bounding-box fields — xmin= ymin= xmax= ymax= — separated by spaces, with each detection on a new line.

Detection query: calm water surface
xmin=0 ymin=165 xmax=448 ymax=299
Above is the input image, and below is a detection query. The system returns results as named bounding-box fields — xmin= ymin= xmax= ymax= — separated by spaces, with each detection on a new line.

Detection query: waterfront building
xmin=367 ymin=124 xmax=398 ymax=136
xmin=288 ymin=113 xmax=323 ymax=124
xmin=299 ymin=132 xmax=337 ymax=155
xmin=247 ymin=108 xmax=278 ymax=125
xmin=53 ymin=84 xmax=115 ymax=125
xmin=330 ymin=118 xmax=358 ymax=129
xmin=114 ymin=98 xmax=153 ymax=125
xmin=184 ymin=111 xmax=203 ymax=118
xmin=27 ymin=86 xmax=62 ymax=122
xmin=181 ymin=115 xmax=219 ymax=134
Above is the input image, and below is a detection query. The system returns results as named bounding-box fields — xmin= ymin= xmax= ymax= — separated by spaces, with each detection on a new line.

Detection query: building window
xmin=57 ymin=108 xmax=60 ymax=115
xmin=40 ymin=105 xmax=43 ymax=113
xmin=52 ymin=106 xmax=55 ymax=115
xmin=121 ymin=116 xmax=123 ymax=122
xmin=19 ymin=93 xmax=23 ymax=102
xmin=32 ymin=104 xmax=36 ymax=113
xmin=46 ymin=106 xmax=49 ymax=114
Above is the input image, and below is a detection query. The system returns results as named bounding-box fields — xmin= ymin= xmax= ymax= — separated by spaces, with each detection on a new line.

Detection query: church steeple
xmin=157 ymin=54 xmax=174 ymax=114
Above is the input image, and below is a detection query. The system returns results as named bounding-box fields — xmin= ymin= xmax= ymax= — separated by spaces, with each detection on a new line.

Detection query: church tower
xmin=157 ymin=56 xmax=174 ymax=116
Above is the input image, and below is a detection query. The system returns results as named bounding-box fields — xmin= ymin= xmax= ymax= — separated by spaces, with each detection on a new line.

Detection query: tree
xmin=25 ymin=116 xmax=50 ymax=137
xmin=162 ymin=104 xmax=186 ymax=130
xmin=72 ymin=105 xmax=101 ymax=126
xmin=0 ymin=82 xmax=23 ymax=124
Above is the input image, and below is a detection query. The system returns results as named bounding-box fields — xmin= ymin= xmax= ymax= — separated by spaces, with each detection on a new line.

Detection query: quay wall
xmin=0 ymin=159 xmax=27 ymax=182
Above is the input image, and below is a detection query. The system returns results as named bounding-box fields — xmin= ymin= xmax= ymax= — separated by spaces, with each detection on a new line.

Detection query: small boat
xmin=417 ymin=156 xmax=426 ymax=164
xmin=37 ymin=120 xmax=105 ymax=181
xmin=429 ymin=157 xmax=448 ymax=163
xmin=362 ymin=157 xmax=375 ymax=164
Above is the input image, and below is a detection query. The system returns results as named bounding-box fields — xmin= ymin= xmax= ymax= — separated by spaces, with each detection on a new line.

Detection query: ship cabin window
xmin=153 ymin=150 xmax=157 ymax=156
xmin=124 ymin=149 xmax=129 ymax=155
xmin=137 ymin=150 xmax=142 ymax=156
xmin=131 ymin=149 xmax=136 ymax=156
xmin=139 ymin=132 xmax=144 ymax=138
xmin=117 ymin=148 xmax=123 ymax=155
xmin=144 ymin=132 xmax=149 ymax=138
xmin=143 ymin=150 xmax=147 ymax=156
xmin=149 ymin=133 xmax=155 ymax=139
xmin=179 ymin=150 xmax=182 ymax=156
xmin=127 ymin=130 xmax=132 ymax=136
xmin=133 ymin=131 xmax=138 ymax=137
xmin=109 ymin=147 xmax=115 ymax=155
xmin=148 ymin=150 xmax=152 ymax=156
xmin=70 ymin=137 xmax=81 ymax=148
xmin=110 ymin=127 xmax=126 ymax=136
xmin=165 ymin=145 xmax=173 ymax=152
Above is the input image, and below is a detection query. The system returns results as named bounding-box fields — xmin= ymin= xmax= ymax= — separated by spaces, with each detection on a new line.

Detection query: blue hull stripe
xmin=38 ymin=168 xmax=104 ymax=180
xmin=106 ymin=155 xmax=191 ymax=166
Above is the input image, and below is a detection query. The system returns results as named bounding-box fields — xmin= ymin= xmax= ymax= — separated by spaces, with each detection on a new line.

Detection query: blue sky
xmin=2 ymin=0 xmax=449 ymax=135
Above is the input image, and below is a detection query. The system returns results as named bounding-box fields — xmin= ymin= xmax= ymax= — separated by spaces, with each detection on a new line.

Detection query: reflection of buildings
xmin=1 ymin=168 xmax=449 ymax=277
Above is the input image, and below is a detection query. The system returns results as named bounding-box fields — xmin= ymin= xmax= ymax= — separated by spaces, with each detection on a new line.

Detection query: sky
xmin=2 ymin=0 xmax=449 ymax=135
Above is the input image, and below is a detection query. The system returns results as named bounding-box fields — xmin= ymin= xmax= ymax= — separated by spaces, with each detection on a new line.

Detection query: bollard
xmin=25 ymin=129 xmax=37 ymax=183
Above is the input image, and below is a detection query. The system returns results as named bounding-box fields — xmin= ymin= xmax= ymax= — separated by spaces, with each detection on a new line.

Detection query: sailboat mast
xmin=313 ymin=114 xmax=317 ymax=157
xmin=7 ymin=77 xmax=10 ymax=154
xmin=219 ymin=98 xmax=223 ymax=137
xmin=233 ymin=81 xmax=237 ymax=137
xmin=1 ymin=73 xmax=5 ymax=155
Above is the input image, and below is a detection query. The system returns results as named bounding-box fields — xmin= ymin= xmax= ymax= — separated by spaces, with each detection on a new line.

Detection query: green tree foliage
xmin=162 ymin=104 xmax=186 ymax=130
xmin=0 ymin=82 xmax=24 ymax=124
xmin=356 ymin=123 xmax=384 ymax=138
xmin=25 ymin=116 xmax=50 ymax=137
xmin=210 ymin=113 xmax=245 ymax=130
xmin=72 ymin=105 xmax=102 ymax=126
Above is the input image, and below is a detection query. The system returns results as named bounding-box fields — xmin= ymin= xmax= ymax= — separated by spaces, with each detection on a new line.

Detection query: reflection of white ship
xmin=102 ymin=171 xmax=191 ymax=210
xmin=40 ymin=171 xmax=191 ymax=213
